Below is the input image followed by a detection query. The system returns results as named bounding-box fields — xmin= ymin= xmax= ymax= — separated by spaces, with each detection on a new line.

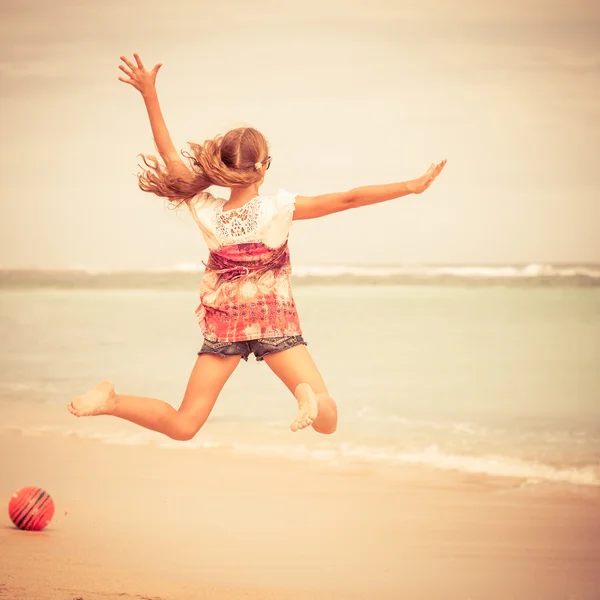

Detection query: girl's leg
xmin=263 ymin=345 xmax=338 ymax=434
xmin=67 ymin=354 xmax=241 ymax=441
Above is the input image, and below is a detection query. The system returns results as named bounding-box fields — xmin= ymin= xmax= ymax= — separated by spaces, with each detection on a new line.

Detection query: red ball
xmin=8 ymin=486 xmax=55 ymax=531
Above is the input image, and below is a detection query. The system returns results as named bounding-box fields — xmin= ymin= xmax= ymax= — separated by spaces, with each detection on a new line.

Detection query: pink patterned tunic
xmin=189 ymin=189 xmax=302 ymax=342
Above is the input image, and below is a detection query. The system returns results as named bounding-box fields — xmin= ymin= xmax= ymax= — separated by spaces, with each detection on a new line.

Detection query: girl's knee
xmin=170 ymin=413 xmax=206 ymax=441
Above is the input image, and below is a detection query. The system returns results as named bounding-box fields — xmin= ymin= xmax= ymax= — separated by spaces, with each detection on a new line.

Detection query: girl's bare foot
xmin=68 ymin=381 xmax=116 ymax=417
xmin=291 ymin=382 xmax=319 ymax=432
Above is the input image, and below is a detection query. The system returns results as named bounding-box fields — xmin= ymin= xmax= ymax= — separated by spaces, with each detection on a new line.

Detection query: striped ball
xmin=8 ymin=486 xmax=55 ymax=531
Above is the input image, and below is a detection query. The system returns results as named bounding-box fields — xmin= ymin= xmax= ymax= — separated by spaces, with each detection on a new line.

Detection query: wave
xmin=5 ymin=425 xmax=598 ymax=488
xmin=390 ymin=445 xmax=599 ymax=487
xmin=158 ymin=439 xmax=600 ymax=487
xmin=140 ymin=262 xmax=600 ymax=280
xmin=291 ymin=263 xmax=600 ymax=285
xmin=293 ymin=263 xmax=600 ymax=279
xmin=219 ymin=442 xmax=600 ymax=487
xmin=1 ymin=263 xmax=598 ymax=288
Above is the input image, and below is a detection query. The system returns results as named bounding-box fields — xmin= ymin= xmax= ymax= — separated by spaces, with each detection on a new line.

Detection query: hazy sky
xmin=1 ymin=0 xmax=598 ymax=269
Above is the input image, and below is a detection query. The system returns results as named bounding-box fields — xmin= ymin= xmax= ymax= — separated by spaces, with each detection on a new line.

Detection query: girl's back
xmin=191 ymin=190 xmax=301 ymax=343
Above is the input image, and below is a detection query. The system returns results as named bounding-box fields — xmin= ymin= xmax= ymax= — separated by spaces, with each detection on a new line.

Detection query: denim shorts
xmin=198 ymin=335 xmax=307 ymax=362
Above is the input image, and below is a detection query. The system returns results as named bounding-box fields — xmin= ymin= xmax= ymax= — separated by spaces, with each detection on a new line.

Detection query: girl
xmin=67 ymin=53 xmax=446 ymax=438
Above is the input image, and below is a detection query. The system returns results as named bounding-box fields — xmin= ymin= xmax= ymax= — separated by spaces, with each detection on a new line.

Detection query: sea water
xmin=1 ymin=267 xmax=599 ymax=490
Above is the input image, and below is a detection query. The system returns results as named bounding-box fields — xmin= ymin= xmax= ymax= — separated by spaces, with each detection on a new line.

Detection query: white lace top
xmin=189 ymin=189 xmax=297 ymax=250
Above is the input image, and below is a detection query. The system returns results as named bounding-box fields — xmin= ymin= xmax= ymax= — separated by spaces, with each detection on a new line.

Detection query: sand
xmin=1 ymin=429 xmax=599 ymax=600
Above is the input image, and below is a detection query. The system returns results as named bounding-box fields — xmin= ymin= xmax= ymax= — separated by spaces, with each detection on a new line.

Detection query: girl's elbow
xmin=342 ymin=191 xmax=359 ymax=210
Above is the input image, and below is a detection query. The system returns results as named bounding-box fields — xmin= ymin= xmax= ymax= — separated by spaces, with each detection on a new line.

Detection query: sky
xmin=0 ymin=0 xmax=598 ymax=269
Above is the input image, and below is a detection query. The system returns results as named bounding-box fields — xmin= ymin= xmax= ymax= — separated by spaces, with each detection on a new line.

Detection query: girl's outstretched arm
xmin=293 ymin=160 xmax=447 ymax=220
xmin=118 ymin=53 xmax=193 ymax=181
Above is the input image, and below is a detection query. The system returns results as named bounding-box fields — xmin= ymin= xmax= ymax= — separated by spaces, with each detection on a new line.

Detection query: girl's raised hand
xmin=408 ymin=160 xmax=447 ymax=194
xmin=118 ymin=53 xmax=162 ymax=96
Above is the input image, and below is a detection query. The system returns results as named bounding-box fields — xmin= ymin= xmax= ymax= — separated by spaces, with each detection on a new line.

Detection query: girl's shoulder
xmin=273 ymin=188 xmax=297 ymax=209
xmin=259 ymin=189 xmax=297 ymax=213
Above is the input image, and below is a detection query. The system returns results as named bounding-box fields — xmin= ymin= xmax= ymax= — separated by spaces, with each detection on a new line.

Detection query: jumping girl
xmin=67 ymin=53 xmax=446 ymax=438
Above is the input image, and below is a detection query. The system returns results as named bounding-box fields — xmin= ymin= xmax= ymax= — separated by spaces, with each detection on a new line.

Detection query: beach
xmin=2 ymin=429 xmax=599 ymax=600
xmin=1 ymin=276 xmax=599 ymax=598
xmin=2 ymin=0 xmax=599 ymax=593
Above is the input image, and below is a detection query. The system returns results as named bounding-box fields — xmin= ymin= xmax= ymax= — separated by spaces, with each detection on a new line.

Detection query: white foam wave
xmin=4 ymin=425 xmax=598 ymax=487
xmin=63 ymin=263 xmax=600 ymax=279
xmin=222 ymin=441 xmax=599 ymax=486
xmin=292 ymin=263 xmax=600 ymax=280
xmin=218 ymin=441 xmax=600 ymax=487
xmin=391 ymin=445 xmax=600 ymax=487
xmin=6 ymin=263 xmax=599 ymax=284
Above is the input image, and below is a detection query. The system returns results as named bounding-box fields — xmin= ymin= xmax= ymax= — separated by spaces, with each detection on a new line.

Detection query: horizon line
xmin=1 ymin=261 xmax=600 ymax=273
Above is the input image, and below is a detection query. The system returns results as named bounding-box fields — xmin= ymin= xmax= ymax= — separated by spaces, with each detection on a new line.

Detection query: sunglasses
xmin=264 ymin=156 xmax=272 ymax=170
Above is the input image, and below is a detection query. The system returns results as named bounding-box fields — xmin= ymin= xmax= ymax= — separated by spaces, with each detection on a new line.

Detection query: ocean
xmin=1 ymin=265 xmax=599 ymax=491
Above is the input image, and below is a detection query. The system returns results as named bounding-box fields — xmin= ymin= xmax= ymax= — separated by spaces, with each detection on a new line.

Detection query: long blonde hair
xmin=137 ymin=127 xmax=269 ymax=204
